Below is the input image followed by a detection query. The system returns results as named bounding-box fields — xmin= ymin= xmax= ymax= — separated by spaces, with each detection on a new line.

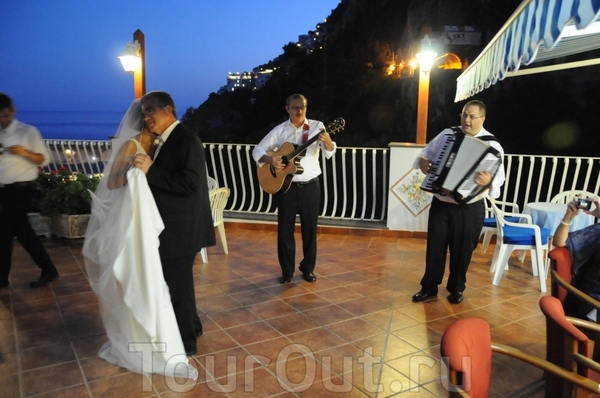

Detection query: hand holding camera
xmin=575 ymin=198 xmax=593 ymax=211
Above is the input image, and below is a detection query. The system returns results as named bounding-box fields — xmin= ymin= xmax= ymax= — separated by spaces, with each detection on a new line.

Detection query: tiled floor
xmin=0 ymin=226 xmax=551 ymax=397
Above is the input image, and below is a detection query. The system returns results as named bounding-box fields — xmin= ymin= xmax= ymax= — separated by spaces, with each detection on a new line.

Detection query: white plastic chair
xmin=207 ymin=176 xmax=219 ymax=192
xmin=550 ymin=190 xmax=596 ymax=204
xmin=489 ymin=197 xmax=551 ymax=292
xmin=200 ymin=187 xmax=230 ymax=263
xmin=479 ymin=197 xmax=521 ymax=253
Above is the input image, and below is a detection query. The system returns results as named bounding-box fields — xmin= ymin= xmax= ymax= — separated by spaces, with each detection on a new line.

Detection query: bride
xmin=82 ymin=100 xmax=198 ymax=380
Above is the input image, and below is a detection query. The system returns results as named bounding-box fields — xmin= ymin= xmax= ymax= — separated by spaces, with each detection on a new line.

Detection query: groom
xmin=133 ymin=91 xmax=215 ymax=356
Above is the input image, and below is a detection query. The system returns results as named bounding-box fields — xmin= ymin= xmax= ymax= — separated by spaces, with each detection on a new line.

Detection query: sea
xmin=17 ymin=111 xmax=124 ymax=141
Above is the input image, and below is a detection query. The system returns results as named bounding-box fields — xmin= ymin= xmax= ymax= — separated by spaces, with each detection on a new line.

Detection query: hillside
xmin=182 ymin=0 xmax=600 ymax=157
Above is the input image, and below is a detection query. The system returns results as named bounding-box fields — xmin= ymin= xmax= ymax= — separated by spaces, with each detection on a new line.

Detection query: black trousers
xmin=161 ymin=253 xmax=200 ymax=353
xmin=276 ymin=178 xmax=320 ymax=277
xmin=0 ymin=183 xmax=55 ymax=283
xmin=420 ymin=197 xmax=485 ymax=295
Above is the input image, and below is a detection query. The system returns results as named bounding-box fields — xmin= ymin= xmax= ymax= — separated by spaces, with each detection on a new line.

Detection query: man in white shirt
xmin=253 ymin=94 xmax=336 ymax=284
xmin=0 ymin=93 xmax=58 ymax=289
xmin=411 ymin=100 xmax=505 ymax=304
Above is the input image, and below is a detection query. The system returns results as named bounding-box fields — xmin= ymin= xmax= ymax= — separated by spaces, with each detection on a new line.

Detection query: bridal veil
xmin=82 ymin=100 xmax=198 ymax=381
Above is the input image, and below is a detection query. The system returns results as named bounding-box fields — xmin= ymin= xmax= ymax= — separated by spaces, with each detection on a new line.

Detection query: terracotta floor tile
xmin=247 ymin=299 xmax=298 ymax=320
xmin=21 ymin=361 xmax=85 ymax=396
xmin=79 ymin=355 xmax=130 ymax=382
xmin=326 ymin=318 xmax=383 ymax=342
xmin=2 ymin=232 xmax=562 ymax=397
xmin=264 ymin=312 xmax=321 ymax=336
xmin=88 ymin=371 xmax=156 ymax=397
xmin=197 ymin=346 xmax=251 ymax=380
xmin=282 ymin=293 xmax=332 ymax=312
xmin=314 ymin=286 xmax=363 ymax=304
xmin=287 ymin=327 xmax=348 ymax=353
xmin=208 ymin=307 xmax=261 ymax=329
xmin=304 ymin=304 xmax=357 ymax=326
xmin=196 ymin=329 xmax=240 ymax=355
xmin=225 ymin=321 xmax=281 ymax=345
xmin=19 ymin=342 xmax=77 ymax=371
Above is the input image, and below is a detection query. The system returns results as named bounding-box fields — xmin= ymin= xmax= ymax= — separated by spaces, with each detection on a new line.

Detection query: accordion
xmin=420 ymin=130 xmax=502 ymax=204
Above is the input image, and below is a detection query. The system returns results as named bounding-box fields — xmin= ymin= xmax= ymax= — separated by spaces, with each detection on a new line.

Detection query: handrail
xmin=42 ymin=139 xmax=600 ymax=225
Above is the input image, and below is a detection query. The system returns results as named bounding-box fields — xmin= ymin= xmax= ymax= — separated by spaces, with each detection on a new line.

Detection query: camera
xmin=576 ymin=198 xmax=593 ymax=211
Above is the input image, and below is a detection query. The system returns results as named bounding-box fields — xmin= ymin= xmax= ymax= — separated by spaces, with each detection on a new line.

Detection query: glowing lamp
xmin=416 ymin=35 xmax=436 ymax=73
xmin=118 ymin=41 xmax=141 ymax=72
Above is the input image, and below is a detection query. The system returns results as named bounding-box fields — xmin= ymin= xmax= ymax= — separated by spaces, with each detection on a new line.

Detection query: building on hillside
xmin=224 ymin=68 xmax=273 ymax=92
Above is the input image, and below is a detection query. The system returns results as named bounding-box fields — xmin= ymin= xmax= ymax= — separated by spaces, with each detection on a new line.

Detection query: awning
xmin=455 ymin=0 xmax=600 ymax=102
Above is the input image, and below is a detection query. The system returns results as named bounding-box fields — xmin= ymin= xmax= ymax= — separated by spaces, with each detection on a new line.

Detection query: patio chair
xmin=488 ymin=197 xmax=551 ymax=292
xmin=549 ymin=247 xmax=600 ymax=314
xmin=207 ymin=175 xmax=219 ymax=191
xmin=550 ymin=190 xmax=597 ymax=204
xmin=539 ymin=295 xmax=600 ymax=397
xmin=479 ymin=196 xmax=521 ymax=253
xmin=549 ymin=247 xmax=600 ymax=360
xmin=200 ymin=187 xmax=230 ymax=263
xmin=440 ymin=317 xmax=600 ymax=398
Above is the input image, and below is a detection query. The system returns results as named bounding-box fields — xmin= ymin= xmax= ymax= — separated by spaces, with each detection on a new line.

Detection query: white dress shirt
xmin=252 ymin=118 xmax=337 ymax=182
xmin=0 ymin=119 xmax=50 ymax=184
xmin=413 ymin=126 xmax=505 ymax=204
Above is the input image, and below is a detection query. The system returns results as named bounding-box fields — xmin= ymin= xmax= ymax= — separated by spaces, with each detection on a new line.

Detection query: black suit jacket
xmin=146 ymin=123 xmax=216 ymax=259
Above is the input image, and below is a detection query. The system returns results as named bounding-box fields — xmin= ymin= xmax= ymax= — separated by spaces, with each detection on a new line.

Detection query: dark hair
xmin=0 ymin=93 xmax=15 ymax=111
xmin=464 ymin=100 xmax=486 ymax=116
xmin=141 ymin=91 xmax=177 ymax=118
xmin=286 ymin=93 xmax=307 ymax=106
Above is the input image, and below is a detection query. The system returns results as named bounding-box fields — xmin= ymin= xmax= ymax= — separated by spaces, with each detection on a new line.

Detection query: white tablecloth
xmin=523 ymin=202 xmax=594 ymax=234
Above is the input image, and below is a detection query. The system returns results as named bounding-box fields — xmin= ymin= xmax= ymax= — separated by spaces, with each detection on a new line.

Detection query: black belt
xmin=0 ymin=181 xmax=33 ymax=188
xmin=292 ymin=177 xmax=318 ymax=186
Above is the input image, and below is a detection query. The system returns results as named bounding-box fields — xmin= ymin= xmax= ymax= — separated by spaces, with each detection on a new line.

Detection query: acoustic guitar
xmin=257 ymin=117 xmax=345 ymax=194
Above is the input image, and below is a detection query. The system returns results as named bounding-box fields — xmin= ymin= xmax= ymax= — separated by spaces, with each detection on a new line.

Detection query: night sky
xmin=1 ymin=0 xmax=341 ymax=113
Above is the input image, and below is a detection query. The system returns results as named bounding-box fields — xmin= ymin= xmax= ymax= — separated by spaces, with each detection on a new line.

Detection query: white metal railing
xmin=500 ymin=155 xmax=600 ymax=205
xmin=43 ymin=139 xmax=600 ymax=225
xmin=203 ymin=143 xmax=389 ymax=222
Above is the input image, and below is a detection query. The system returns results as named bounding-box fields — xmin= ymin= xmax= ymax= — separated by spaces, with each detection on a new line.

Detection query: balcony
xmin=3 ymin=140 xmax=597 ymax=396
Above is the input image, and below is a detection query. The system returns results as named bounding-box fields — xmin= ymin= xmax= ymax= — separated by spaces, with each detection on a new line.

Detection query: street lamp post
xmin=415 ymin=35 xmax=436 ymax=144
xmin=118 ymin=29 xmax=146 ymax=99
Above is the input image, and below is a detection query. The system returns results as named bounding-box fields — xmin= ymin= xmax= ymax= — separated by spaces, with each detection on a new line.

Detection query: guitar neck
xmin=287 ymin=134 xmax=321 ymax=161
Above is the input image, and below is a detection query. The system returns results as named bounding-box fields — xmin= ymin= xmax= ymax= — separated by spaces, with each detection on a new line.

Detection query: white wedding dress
xmin=83 ymin=139 xmax=197 ymax=379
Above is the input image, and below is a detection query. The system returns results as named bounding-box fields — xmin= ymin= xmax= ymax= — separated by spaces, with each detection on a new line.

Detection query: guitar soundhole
xmin=281 ymin=156 xmax=289 ymax=166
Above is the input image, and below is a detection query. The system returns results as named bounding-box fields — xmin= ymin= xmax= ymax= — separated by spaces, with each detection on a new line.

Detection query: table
xmin=523 ymin=202 xmax=595 ymax=234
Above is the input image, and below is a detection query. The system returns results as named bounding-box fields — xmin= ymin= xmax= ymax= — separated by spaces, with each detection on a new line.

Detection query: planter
xmin=28 ymin=213 xmax=52 ymax=238
xmin=51 ymin=214 xmax=91 ymax=239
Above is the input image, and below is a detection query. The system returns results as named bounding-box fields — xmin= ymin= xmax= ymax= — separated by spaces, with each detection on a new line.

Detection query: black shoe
xmin=412 ymin=290 xmax=437 ymax=302
xmin=302 ymin=272 xmax=317 ymax=283
xmin=447 ymin=292 xmax=464 ymax=304
xmin=30 ymin=271 xmax=59 ymax=288
xmin=186 ymin=349 xmax=197 ymax=357
xmin=279 ymin=276 xmax=292 ymax=284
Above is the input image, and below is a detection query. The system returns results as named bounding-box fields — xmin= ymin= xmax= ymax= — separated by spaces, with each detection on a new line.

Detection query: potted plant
xmin=32 ymin=167 xmax=100 ymax=238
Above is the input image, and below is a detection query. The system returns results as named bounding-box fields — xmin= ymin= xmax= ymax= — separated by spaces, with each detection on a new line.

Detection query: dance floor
xmin=0 ymin=225 xmax=550 ymax=397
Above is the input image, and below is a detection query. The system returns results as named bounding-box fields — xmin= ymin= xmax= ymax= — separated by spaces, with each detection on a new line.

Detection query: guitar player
xmin=252 ymin=94 xmax=336 ymax=284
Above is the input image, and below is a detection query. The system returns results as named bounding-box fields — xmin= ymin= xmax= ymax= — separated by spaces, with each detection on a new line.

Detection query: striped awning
xmin=455 ymin=0 xmax=600 ymax=102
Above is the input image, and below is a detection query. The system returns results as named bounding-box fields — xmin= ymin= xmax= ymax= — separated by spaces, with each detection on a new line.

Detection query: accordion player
xmin=419 ymin=128 xmax=503 ymax=205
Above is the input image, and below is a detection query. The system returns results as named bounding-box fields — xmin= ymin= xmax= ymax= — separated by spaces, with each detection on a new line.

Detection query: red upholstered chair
xmin=441 ymin=318 xmax=491 ymax=397
xmin=549 ymin=247 xmax=600 ymax=362
xmin=441 ymin=317 xmax=600 ymax=398
xmin=549 ymin=247 xmax=600 ymax=313
xmin=539 ymin=295 xmax=600 ymax=397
